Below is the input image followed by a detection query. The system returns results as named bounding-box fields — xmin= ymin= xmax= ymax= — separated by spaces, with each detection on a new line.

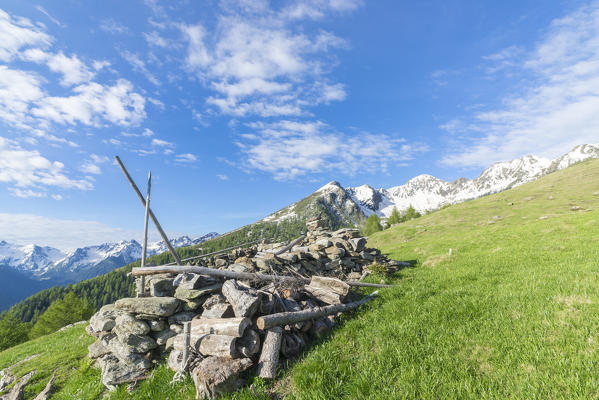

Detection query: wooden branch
xmin=115 ymin=156 xmax=182 ymax=265
xmin=132 ymin=265 xmax=303 ymax=284
xmin=256 ymin=327 xmax=282 ymax=379
xmin=165 ymin=241 xmax=260 ymax=266
xmin=256 ymin=291 xmax=378 ymax=330
xmin=272 ymin=235 xmax=306 ymax=255
xmin=191 ymin=317 xmax=250 ymax=337
xmin=131 ymin=265 xmax=393 ymax=288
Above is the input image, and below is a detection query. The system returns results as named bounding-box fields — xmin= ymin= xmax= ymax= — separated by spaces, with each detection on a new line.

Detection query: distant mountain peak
xmin=262 ymin=143 xmax=599 ymax=226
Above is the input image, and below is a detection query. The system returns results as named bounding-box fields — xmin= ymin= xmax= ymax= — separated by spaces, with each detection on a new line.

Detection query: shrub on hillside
xmin=0 ymin=312 xmax=32 ymax=351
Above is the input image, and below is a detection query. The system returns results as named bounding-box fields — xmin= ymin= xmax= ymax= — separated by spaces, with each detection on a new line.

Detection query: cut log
xmin=281 ymin=288 xmax=302 ymax=301
xmin=256 ymin=291 xmax=378 ymax=330
xmin=256 ymin=327 xmax=282 ymax=379
xmin=197 ymin=335 xmax=237 ymax=358
xmin=221 ymin=280 xmax=261 ymax=318
xmin=191 ymin=356 xmax=253 ymax=400
xmin=236 ymin=329 xmax=261 ymax=357
xmin=305 ymin=276 xmax=350 ymax=305
xmin=191 ymin=317 xmax=250 ymax=337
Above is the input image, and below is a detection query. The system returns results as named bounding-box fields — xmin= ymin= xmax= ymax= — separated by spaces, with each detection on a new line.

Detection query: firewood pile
xmin=86 ymin=218 xmax=401 ymax=398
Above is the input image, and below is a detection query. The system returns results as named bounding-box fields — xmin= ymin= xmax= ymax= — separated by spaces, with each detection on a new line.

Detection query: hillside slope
xmin=2 ymin=159 xmax=599 ymax=399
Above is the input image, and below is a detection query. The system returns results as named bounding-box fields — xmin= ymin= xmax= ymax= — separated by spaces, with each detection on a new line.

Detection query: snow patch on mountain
xmin=0 ymin=233 xmax=218 ymax=283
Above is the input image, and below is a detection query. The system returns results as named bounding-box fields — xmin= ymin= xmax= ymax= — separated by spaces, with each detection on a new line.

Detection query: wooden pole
xmin=273 ymin=235 xmax=306 ymax=255
xmin=182 ymin=321 xmax=190 ymax=373
xmin=131 ymin=265 xmax=392 ymax=288
xmin=115 ymin=156 xmax=183 ymax=265
xmin=256 ymin=291 xmax=378 ymax=330
xmin=138 ymin=171 xmax=151 ymax=297
xmin=164 ymin=240 xmax=260 ymax=266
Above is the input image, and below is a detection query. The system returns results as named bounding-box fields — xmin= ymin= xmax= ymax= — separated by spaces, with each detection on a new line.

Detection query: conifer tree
xmin=363 ymin=213 xmax=383 ymax=236
xmin=29 ymin=293 xmax=94 ymax=339
xmin=387 ymin=207 xmax=402 ymax=226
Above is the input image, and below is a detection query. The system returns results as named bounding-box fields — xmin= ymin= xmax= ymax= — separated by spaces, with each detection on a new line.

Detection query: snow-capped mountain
xmin=0 ymin=233 xmax=218 ymax=285
xmin=263 ymin=144 xmax=599 ymax=225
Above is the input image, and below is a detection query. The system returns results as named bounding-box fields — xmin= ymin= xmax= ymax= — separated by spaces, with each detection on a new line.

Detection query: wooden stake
xmin=256 ymin=326 xmax=283 ymax=379
xmin=115 ymin=156 xmax=182 ymax=265
xmin=256 ymin=291 xmax=378 ymax=330
xmin=182 ymin=321 xmax=190 ymax=373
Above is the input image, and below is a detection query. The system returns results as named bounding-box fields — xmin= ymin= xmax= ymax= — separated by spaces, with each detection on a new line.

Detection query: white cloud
xmin=239 ymin=120 xmax=426 ymax=180
xmin=0 ymin=66 xmax=44 ymax=129
xmin=47 ymin=51 xmax=95 ymax=86
xmin=175 ymin=153 xmax=197 ymax=163
xmin=142 ymin=128 xmax=154 ymax=137
xmin=143 ymin=30 xmax=168 ymax=48
xmin=99 ymin=18 xmax=129 ymax=34
xmin=180 ymin=2 xmax=355 ymax=117
xmin=80 ymin=154 xmax=109 ymax=175
xmin=32 ymin=79 xmax=146 ymax=127
xmin=0 ymin=8 xmax=52 ymax=61
xmin=120 ymin=50 xmax=161 ymax=85
xmin=442 ymin=2 xmax=599 ymax=167
xmin=35 ymin=5 xmax=64 ymax=27
xmin=217 ymin=174 xmax=229 ymax=180
xmin=151 ymin=138 xmax=174 ymax=147
xmin=0 ymin=136 xmax=92 ymax=192
xmin=8 ymin=188 xmax=46 ymax=198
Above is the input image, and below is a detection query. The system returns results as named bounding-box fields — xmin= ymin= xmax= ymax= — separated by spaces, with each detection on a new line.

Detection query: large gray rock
xmin=89 ymin=304 xmax=119 ymax=332
xmin=149 ymin=278 xmax=175 ymax=297
xmin=99 ymin=354 xmax=148 ymax=389
xmin=168 ymin=311 xmax=195 ymax=325
xmin=115 ymin=297 xmax=180 ymax=317
xmin=88 ymin=340 xmax=111 ymax=359
xmin=174 ymin=284 xmax=221 ymax=301
xmin=151 ymin=329 xmax=177 ymax=346
xmin=349 ymin=237 xmax=367 ymax=252
xmin=148 ymin=319 xmax=167 ymax=332
xmin=174 ymin=273 xmax=218 ymax=289
xmin=114 ymin=314 xmax=150 ymax=336
xmin=117 ymin=333 xmax=157 ymax=353
xmin=167 ymin=349 xmax=184 ymax=371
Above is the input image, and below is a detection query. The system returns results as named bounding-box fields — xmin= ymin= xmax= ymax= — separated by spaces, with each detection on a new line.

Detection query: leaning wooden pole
xmin=138 ymin=171 xmax=151 ymax=297
xmin=273 ymin=235 xmax=306 ymax=255
xmin=131 ymin=265 xmax=392 ymax=288
xmin=115 ymin=156 xmax=182 ymax=265
xmin=256 ymin=291 xmax=379 ymax=330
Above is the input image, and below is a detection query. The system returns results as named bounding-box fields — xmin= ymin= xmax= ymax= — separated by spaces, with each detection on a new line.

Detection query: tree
xmin=29 ymin=292 xmax=94 ymax=339
xmin=0 ymin=312 xmax=31 ymax=351
xmin=363 ymin=214 xmax=383 ymax=236
xmin=387 ymin=207 xmax=402 ymax=226
xmin=404 ymin=205 xmax=421 ymax=221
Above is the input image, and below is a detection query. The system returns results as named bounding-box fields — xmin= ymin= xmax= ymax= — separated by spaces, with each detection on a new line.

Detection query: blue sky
xmin=0 ymin=0 xmax=597 ymax=249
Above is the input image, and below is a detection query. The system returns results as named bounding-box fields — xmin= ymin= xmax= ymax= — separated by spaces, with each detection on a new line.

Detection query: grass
xmin=2 ymin=159 xmax=599 ymax=399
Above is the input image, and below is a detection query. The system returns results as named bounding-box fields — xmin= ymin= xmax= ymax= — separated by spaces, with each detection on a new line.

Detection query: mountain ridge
xmin=263 ymin=144 xmax=599 ymax=226
xmin=0 ymin=232 xmax=219 ymax=285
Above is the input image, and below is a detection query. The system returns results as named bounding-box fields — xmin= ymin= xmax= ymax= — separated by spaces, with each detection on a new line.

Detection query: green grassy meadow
xmin=1 ymin=159 xmax=599 ymax=399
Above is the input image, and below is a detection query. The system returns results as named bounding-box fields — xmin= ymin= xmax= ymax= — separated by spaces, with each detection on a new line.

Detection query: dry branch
xmin=256 ymin=291 xmax=378 ymax=330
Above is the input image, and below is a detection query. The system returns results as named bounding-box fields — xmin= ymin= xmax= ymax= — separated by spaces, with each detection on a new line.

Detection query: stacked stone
xmin=87 ymin=219 xmax=404 ymax=397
